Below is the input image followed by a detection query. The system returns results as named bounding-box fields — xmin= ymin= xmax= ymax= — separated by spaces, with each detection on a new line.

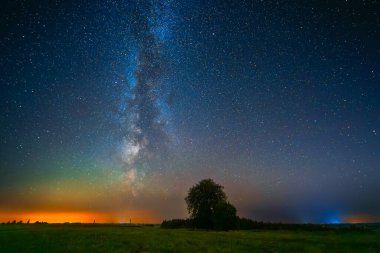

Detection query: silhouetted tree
xmin=213 ymin=201 xmax=237 ymax=230
xmin=185 ymin=178 xmax=232 ymax=229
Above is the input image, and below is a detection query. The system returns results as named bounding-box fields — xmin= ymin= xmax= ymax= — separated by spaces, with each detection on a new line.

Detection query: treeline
xmin=164 ymin=179 xmax=370 ymax=231
xmin=1 ymin=220 xmax=48 ymax=225
xmin=161 ymin=219 xmax=194 ymax=229
xmin=236 ymin=218 xmax=332 ymax=231
xmin=162 ymin=217 xmax=337 ymax=231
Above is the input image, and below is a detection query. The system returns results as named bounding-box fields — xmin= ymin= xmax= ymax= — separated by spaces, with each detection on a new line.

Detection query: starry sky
xmin=1 ymin=0 xmax=379 ymax=224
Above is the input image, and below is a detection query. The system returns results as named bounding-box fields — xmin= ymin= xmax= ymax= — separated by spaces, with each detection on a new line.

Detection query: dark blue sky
xmin=0 ymin=0 xmax=379 ymax=223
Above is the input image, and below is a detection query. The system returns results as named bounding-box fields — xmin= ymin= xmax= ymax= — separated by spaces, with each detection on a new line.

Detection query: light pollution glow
xmin=0 ymin=211 xmax=160 ymax=224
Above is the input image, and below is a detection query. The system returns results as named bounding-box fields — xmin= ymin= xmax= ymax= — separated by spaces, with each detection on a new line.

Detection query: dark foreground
xmin=0 ymin=224 xmax=379 ymax=252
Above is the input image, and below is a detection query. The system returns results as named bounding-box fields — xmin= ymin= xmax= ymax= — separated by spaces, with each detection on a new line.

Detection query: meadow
xmin=0 ymin=224 xmax=379 ymax=253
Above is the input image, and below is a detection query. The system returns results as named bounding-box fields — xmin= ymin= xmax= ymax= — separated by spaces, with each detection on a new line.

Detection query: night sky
xmin=1 ymin=0 xmax=379 ymax=224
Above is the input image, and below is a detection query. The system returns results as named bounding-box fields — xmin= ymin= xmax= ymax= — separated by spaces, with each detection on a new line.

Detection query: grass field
xmin=0 ymin=224 xmax=379 ymax=252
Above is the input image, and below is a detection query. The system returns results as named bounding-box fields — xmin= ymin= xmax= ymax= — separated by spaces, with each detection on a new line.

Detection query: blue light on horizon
xmin=325 ymin=216 xmax=342 ymax=224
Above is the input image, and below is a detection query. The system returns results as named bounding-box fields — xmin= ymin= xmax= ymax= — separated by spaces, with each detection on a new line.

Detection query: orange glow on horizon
xmin=344 ymin=214 xmax=379 ymax=224
xmin=0 ymin=210 xmax=162 ymax=224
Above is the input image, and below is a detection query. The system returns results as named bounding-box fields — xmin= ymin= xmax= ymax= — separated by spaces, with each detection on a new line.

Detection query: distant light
xmin=326 ymin=216 xmax=341 ymax=224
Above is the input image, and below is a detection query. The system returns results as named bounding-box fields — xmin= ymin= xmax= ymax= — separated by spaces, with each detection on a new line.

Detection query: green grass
xmin=0 ymin=224 xmax=379 ymax=252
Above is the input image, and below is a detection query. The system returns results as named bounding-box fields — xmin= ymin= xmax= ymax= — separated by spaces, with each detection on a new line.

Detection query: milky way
xmin=118 ymin=1 xmax=170 ymax=195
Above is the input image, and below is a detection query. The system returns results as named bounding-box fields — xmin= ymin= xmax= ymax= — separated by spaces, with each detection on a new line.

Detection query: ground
xmin=0 ymin=224 xmax=379 ymax=252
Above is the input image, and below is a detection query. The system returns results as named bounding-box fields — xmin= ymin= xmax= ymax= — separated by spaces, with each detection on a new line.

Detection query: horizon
xmin=1 ymin=1 xmax=379 ymax=224
xmin=1 ymin=211 xmax=379 ymax=225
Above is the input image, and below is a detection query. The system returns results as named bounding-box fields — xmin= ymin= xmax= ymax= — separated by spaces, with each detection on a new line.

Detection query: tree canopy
xmin=185 ymin=178 xmax=236 ymax=230
xmin=213 ymin=201 xmax=237 ymax=230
